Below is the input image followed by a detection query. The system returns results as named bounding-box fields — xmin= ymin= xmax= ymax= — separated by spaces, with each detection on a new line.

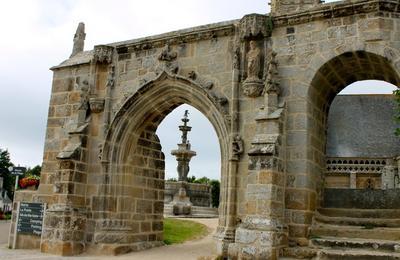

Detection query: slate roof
xmin=326 ymin=94 xmax=400 ymax=158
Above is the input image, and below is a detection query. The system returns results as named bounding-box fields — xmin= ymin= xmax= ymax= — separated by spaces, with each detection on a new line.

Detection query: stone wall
xmin=324 ymin=189 xmax=400 ymax=209
xmin=164 ymin=181 xmax=211 ymax=207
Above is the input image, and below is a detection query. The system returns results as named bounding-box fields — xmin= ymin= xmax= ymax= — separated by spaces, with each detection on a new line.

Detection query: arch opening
xmin=92 ymin=74 xmax=229 ymax=251
xmin=308 ymin=51 xmax=400 ymax=211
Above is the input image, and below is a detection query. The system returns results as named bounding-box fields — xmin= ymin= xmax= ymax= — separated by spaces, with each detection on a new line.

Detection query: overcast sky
xmin=0 ymin=0 xmax=396 ymax=180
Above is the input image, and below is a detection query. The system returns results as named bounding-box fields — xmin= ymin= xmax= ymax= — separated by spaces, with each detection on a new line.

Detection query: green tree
xmin=395 ymin=88 xmax=400 ymax=136
xmin=193 ymin=176 xmax=210 ymax=184
xmin=187 ymin=175 xmax=197 ymax=183
xmin=210 ymin=179 xmax=220 ymax=208
xmin=25 ymin=165 xmax=41 ymax=176
xmin=0 ymin=148 xmax=15 ymax=200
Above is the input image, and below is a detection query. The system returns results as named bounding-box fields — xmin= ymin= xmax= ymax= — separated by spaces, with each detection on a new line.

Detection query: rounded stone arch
xmin=305 ymin=50 xmax=400 ymax=203
xmin=93 ymin=72 xmax=231 ymax=250
xmin=283 ymin=48 xmax=400 ymax=244
xmin=303 ymin=42 xmax=400 ymax=91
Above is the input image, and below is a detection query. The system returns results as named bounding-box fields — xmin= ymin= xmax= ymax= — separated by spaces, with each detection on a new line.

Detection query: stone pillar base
xmin=214 ymin=226 xmax=236 ymax=256
xmin=228 ymin=227 xmax=287 ymax=260
xmin=40 ymin=204 xmax=87 ymax=256
xmin=41 ymin=240 xmax=85 ymax=256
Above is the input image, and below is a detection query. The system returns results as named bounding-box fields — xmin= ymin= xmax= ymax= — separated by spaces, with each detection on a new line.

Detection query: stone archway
xmin=308 ymin=50 xmax=400 ymax=201
xmin=90 ymin=72 xmax=231 ymax=254
xmin=302 ymin=50 xmax=400 ymax=249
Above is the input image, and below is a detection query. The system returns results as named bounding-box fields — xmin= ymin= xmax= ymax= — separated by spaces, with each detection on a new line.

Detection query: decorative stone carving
xmin=106 ymin=65 xmax=115 ymax=88
xmin=70 ymin=22 xmax=85 ymax=58
xmin=233 ymin=47 xmax=241 ymax=70
xmin=243 ymin=41 xmax=264 ymax=97
xmin=171 ymin=187 xmax=192 ymax=215
xmin=188 ymin=71 xmax=214 ymax=89
xmin=232 ymin=135 xmax=244 ymax=160
xmin=93 ymin=45 xmax=114 ymax=63
xmin=158 ymin=44 xmax=177 ymax=62
xmin=239 ymin=14 xmax=270 ymax=40
xmin=264 ymin=51 xmax=280 ymax=94
xmin=157 ymin=44 xmax=179 ymax=74
xmin=89 ymin=98 xmax=105 ymax=113
xmin=210 ymin=91 xmax=229 ymax=115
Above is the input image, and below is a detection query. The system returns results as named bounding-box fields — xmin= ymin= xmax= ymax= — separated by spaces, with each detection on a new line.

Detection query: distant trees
xmin=0 ymin=149 xmax=15 ymax=200
xmin=0 ymin=148 xmax=41 ymax=200
xmin=187 ymin=175 xmax=220 ymax=208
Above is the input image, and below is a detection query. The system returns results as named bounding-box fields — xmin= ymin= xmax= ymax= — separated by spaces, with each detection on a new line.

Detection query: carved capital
xmin=93 ymin=45 xmax=114 ymax=63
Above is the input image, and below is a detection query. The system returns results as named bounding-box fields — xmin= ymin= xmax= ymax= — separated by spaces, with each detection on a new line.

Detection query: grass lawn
xmin=163 ymin=218 xmax=209 ymax=245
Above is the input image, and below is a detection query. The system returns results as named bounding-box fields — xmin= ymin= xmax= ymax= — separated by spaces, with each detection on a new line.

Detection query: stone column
xmin=229 ymin=99 xmax=287 ymax=259
xmin=382 ymin=159 xmax=397 ymax=190
xmin=350 ymin=171 xmax=357 ymax=189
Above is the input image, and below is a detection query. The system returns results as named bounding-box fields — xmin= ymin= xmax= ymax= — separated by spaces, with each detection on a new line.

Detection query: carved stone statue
xmin=264 ymin=51 xmax=280 ymax=94
xmin=106 ymin=65 xmax=115 ymax=88
xmin=242 ymin=41 xmax=264 ymax=98
xmin=246 ymin=41 xmax=262 ymax=80
xmin=70 ymin=22 xmax=85 ymax=58
xmin=232 ymin=135 xmax=244 ymax=157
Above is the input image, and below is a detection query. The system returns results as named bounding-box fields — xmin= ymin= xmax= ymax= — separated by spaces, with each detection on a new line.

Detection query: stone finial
xmin=70 ymin=22 xmax=86 ymax=58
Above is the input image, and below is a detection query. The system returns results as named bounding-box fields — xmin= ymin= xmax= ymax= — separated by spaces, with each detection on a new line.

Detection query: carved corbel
xmin=89 ymin=98 xmax=105 ymax=113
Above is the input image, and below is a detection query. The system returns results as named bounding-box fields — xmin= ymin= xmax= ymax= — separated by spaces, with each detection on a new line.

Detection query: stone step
xmin=311 ymin=223 xmax=400 ymax=241
xmin=281 ymin=246 xmax=400 ymax=259
xmin=318 ymin=208 xmax=400 ymax=219
xmin=315 ymin=212 xmax=400 ymax=227
xmin=310 ymin=236 xmax=400 ymax=253
xmin=316 ymin=248 xmax=400 ymax=259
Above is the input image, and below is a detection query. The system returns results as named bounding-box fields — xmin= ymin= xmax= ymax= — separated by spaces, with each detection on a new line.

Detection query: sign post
xmin=8 ymin=166 xmax=26 ymax=191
